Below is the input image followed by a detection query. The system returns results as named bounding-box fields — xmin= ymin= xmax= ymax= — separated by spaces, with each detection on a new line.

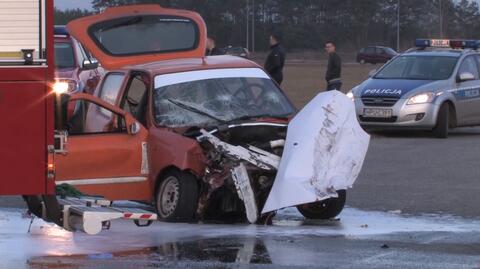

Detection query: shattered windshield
xmin=153 ymin=68 xmax=295 ymax=127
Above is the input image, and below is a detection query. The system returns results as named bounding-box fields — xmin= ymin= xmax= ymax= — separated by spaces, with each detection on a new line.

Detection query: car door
xmin=55 ymin=93 xmax=151 ymax=201
xmin=454 ymin=55 xmax=480 ymax=125
xmin=66 ymin=4 xmax=207 ymax=70
xmin=365 ymin=47 xmax=375 ymax=63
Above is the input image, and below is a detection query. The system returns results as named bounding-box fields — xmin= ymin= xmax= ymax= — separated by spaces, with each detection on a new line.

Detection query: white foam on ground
xmin=1 ymin=207 xmax=480 ymax=268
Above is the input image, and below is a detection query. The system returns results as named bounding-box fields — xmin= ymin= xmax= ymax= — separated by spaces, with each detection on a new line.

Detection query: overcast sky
xmin=55 ymin=0 xmax=93 ymax=10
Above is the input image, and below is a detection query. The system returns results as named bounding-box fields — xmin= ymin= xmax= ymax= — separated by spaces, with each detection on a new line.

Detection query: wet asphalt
xmin=1 ymin=127 xmax=480 ymax=268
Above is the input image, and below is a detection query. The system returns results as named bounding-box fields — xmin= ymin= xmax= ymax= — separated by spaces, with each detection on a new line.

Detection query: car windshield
xmin=375 ymin=55 xmax=458 ymax=80
xmin=153 ymin=68 xmax=295 ymax=127
xmin=384 ymin=47 xmax=397 ymax=55
xmin=54 ymin=42 xmax=75 ymax=68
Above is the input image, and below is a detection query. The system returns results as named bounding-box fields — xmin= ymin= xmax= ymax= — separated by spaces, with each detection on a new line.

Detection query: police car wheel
xmin=432 ymin=103 xmax=449 ymax=139
xmin=156 ymin=170 xmax=199 ymax=222
xmin=296 ymin=190 xmax=346 ymax=219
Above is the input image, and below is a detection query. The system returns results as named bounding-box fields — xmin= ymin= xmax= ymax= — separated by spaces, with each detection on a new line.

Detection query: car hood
xmin=359 ymin=79 xmax=436 ymax=98
xmin=263 ymin=90 xmax=370 ymax=213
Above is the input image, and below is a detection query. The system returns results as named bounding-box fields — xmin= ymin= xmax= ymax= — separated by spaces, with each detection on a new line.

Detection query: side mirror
xmin=129 ymin=122 xmax=141 ymax=135
xmin=82 ymin=59 xmax=99 ymax=70
xmin=368 ymin=69 xmax=377 ymax=77
xmin=457 ymin=72 xmax=475 ymax=83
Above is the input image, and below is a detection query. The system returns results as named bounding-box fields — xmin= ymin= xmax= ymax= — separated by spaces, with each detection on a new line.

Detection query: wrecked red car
xmin=54 ymin=5 xmax=370 ymax=224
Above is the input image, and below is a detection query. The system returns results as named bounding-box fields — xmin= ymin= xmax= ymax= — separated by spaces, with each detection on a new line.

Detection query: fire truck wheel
xmin=296 ymin=190 xmax=346 ymax=219
xmin=156 ymin=170 xmax=199 ymax=222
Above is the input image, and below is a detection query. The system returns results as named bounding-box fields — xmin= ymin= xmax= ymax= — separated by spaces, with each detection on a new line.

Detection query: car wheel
xmin=156 ymin=170 xmax=199 ymax=222
xmin=359 ymin=59 xmax=366 ymax=64
xmin=296 ymin=190 xmax=346 ymax=219
xmin=432 ymin=102 xmax=449 ymax=138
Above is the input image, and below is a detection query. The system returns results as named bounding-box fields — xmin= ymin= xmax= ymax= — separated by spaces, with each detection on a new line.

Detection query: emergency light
xmin=415 ymin=39 xmax=480 ymax=49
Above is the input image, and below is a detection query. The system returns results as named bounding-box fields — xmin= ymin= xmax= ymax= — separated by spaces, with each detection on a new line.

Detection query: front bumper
xmin=355 ymin=97 xmax=440 ymax=129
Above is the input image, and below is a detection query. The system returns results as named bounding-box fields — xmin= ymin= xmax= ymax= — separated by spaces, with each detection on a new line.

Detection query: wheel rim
xmin=158 ymin=176 xmax=180 ymax=218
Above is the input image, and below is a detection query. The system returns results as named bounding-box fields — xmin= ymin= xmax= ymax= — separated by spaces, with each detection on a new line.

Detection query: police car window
xmin=375 ymin=56 xmax=458 ymax=80
xmin=458 ymin=56 xmax=479 ymax=79
xmin=99 ymin=73 xmax=125 ymax=117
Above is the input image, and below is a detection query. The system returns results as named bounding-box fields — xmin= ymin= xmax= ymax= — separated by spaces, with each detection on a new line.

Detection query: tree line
xmin=54 ymin=0 xmax=480 ymax=52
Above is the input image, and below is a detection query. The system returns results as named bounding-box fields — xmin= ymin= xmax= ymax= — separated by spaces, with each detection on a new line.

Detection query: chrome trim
xmin=56 ymin=176 xmax=148 ymax=186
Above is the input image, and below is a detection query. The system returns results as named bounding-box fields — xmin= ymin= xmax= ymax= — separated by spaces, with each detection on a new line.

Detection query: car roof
xmin=124 ymin=55 xmax=261 ymax=76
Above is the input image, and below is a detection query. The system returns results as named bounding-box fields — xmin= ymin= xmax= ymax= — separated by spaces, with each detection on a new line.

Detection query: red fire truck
xmin=0 ymin=0 xmax=157 ymax=235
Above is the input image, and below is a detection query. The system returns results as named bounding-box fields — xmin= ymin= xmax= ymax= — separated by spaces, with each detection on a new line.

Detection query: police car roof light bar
xmin=415 ymin=39 xmax=480 ymax=50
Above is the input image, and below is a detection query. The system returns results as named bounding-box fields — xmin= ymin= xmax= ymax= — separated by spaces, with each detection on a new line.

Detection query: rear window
xmin=88 ymin=15 xmax=199 ymax=56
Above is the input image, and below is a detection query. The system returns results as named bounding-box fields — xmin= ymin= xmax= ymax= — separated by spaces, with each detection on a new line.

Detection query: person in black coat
xmin=206 ymin=37 xmax=223 ymax=56
xmin=264 ymin=33 xmax=286 ymax=85
xmin=324 ymin=41 xmax=342 ymax=91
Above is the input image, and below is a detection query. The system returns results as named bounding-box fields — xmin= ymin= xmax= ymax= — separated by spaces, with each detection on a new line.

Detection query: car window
xmin=375 ymin=56 xmax=458 ymax=80
xmin=376 ymin=48 xmax=384 ymax=54
xmin=458 ymin=56 xmax=479 ymax=79
xmin=65 ymin=99 xmax=126 ymax=135
xmin=90 ymin=15 xmax=199 ymax=56
xmin=54 ymin=42 xmax=75 ymax=68
xmin=365 ymin=47 xmax=375 ymax=54
xmin=122 ymin=74 xmax=149 ymax=126
xmin=99 ymin=73 xmax=125 ymax=117
xmin=359 ymin=48 xmax=365 ymax=53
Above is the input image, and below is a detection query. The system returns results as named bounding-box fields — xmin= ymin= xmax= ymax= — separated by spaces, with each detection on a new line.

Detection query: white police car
xmin=348 ymin=39 xmax=480 ymax=138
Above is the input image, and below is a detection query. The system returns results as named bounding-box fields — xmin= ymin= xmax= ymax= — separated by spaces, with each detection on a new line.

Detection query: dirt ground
xmin=258 ymin=60 xmax=380 ymax=108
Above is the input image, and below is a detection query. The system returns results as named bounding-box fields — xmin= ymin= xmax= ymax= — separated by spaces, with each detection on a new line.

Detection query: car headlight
xmin=53 ymin=79 xmax=78 ymax=94
xmin=346 ymin=91 xmax=354 ymax=100
xmin=346 ymin=86 xmax=359 ymax=101
xmin=407 ymin=92 xmax=435 ymax=105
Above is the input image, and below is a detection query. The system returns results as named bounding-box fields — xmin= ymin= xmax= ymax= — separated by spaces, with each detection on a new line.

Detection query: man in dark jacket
xmin=324 ymin=41 xmax=342 ymax=91
xmin=264 ymin=33 xmax=286 ymax=85
xmin=206 ymin=37 xmax=223 ymax=56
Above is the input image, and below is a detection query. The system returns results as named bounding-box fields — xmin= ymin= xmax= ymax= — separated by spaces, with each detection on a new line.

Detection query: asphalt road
xmin=349 ymin=126 xmax=480 ymax=218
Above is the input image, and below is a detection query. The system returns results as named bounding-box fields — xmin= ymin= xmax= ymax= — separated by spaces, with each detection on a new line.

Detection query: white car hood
xmin=262 ymin=90 xmax=370 ymax=213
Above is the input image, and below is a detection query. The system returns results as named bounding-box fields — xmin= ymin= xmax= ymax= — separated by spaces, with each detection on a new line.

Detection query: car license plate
xmin=363 ymin=108 xmax=392 ymax=118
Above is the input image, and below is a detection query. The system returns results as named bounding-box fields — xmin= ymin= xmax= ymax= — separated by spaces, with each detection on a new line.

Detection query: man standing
xmin=324 ymin=41 xmax=342 ymax=91
xmin=206 ymin=37 xmax=223 ymax=56
xmin=264 ymin=33 xmax=286 ymax=85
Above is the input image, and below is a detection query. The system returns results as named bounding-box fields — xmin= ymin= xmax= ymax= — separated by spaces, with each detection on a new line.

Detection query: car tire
xmin=432 ymin=102 xmax=449 ymax=139
xmin=156 ymin=170 xmax=199 ymax=222
xmin=296 ymin=190 xmax=346 ymax=219
xmin=359 ymin=59 xmax=366 ymax=64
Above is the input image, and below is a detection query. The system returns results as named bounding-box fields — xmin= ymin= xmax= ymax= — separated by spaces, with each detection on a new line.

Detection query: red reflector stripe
xmin=124 ymin=213 xmax=133 ymax=218
xmin=140 ymin=214 xmax=151 ymax=219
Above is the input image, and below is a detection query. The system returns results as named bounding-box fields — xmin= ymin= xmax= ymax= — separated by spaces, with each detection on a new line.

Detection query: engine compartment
xmin=193 ymin=123 xmax=287 ymax=223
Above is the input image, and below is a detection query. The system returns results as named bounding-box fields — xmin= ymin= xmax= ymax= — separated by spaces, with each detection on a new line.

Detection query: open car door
xmin=66 ymin=4 xmax=207 ymax=70
xmin=55 ymin=93 xmax=151 ymax=201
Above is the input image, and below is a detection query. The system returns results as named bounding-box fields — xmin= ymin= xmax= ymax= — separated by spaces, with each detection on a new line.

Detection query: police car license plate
xmin=363 ymin=108 xmax=392 ymax=118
